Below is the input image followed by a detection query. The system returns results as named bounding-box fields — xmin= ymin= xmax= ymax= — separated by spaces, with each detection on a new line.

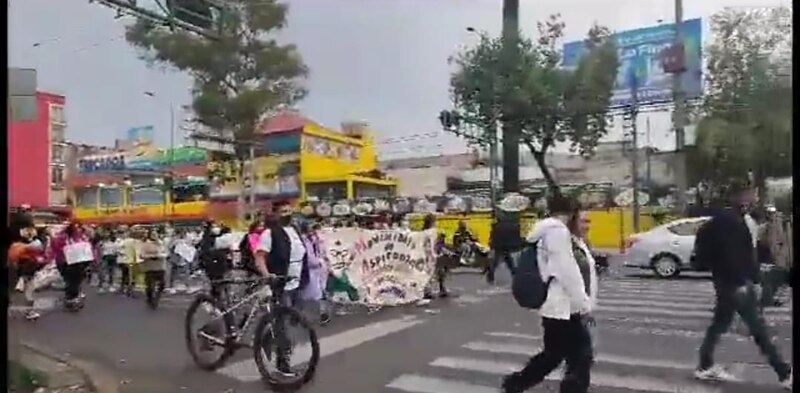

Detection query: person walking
xmin=50 ymin=222 xmax=94 ymax=310
xmin=501 ymin=195 xmax=596 ymax=393
xmin=254 ymin=206 xmax=307 ymax=376
xmin=298 ymin=222 xmax=326 ymax=324
xmin=488 ymin=211 xmax=521 ymax=284
xmin=9 ymin=227 xmax=48 ymax=320
xmin=118 ymin=228 xmax=140 ymax=296
xmin=139 ymin=228 xmax=168 ymax=309
xmin=98 ymin=232 xmax=122 ymax=294
xmin=693 ymin=181 xmax=792 ymax=390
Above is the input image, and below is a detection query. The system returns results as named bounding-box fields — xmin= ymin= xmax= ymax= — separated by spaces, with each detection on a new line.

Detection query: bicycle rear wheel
xmin=185 ymin=294 xmax=236 ymax=370
xmin=253 ymin=305 xmax=320 ymax=391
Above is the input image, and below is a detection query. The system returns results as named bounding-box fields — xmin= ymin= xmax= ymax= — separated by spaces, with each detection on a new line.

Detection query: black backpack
xmin=691 ymin=219 xmax=714 ymax=271
xmin=511 ymin=241 xmax=553 ymax=309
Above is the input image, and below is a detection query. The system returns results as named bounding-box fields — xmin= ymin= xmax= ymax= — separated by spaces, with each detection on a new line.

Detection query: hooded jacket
xmin=526 ymin=217 xmax=594 ymax=320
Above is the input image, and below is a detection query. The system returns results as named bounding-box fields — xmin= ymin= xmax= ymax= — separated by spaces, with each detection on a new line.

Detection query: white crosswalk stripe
xmin=385 ymin=278 xmax=792 ymax=393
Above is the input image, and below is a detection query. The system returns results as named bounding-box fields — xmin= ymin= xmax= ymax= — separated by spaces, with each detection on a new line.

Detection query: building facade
xmin=8 ymin=91 xmax=69 ymax=212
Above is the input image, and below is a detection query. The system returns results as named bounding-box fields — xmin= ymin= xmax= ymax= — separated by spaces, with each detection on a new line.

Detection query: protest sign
xmin=318 ymin=228 xmax=437 ymax=306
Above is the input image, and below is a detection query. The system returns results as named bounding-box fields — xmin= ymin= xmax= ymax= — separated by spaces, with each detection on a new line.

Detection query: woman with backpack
xmin=239 ymin=221 xmax=265 ymax=278
xmin=502 ymin=196 xmax=597 ymax=393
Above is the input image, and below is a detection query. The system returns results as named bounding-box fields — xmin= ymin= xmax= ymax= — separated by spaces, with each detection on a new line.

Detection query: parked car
xmin=623 ymin=217 xmax=711 ymax=278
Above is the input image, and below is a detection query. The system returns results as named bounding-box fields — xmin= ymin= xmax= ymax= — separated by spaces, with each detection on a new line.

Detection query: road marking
xmin=217 ymin=315 xmax=425 ymax=382
xmin=483 ymin=332 xmax=540 ymax=340
xmin=386 ymin=372 xmax=723 ymax=393
xmin=461 ymin=341 xmax=693 ymax=370
xmin=599 ymin=292 xmax=713 ymax=303
xmin=595 ymin=305 xmax=791 ymax=321
xmin=601 ymin=287 xmax=716 ymax=298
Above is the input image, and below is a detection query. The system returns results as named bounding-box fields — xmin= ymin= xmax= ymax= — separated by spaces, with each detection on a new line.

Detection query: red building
xmin=8 ymin=91 xmax=69 ymax=219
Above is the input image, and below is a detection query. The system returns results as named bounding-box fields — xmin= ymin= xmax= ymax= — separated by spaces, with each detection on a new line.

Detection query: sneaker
xmin=97 ymin=287 xmax=107 ymax=294
xmin=694 ymin=365 xmax=738 ymax=382
xmin=165 ymin=288 xmax=177 ymax=296
xmin=79 ymin=292 xmax=87 ymax=300
xmin=25 ymin=310 xmax=41 ymax=321
xmin=319 ymin=313 xmax=331 ymax=326
xmin=108 ymin=286 xmax=119 ymax=294
xmin=780 ymin=377 xmax=792 ymax=390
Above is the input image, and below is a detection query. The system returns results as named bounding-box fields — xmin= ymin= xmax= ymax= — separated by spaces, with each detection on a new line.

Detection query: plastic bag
xmin=32 ymin=264 xmax=62 ymax=291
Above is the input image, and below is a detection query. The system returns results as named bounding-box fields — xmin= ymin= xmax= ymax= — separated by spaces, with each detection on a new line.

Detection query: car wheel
xmin=652 ymin=255 xmax=680 ymax=279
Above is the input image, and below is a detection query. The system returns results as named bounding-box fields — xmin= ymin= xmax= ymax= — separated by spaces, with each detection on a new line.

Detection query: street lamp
xmin=143 ymin=91 xmax=176 ymax=164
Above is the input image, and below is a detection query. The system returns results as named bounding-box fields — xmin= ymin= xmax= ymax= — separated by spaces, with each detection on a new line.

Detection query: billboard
xmin=562 ymin=18 xmax=702 ymax=107
xmin=126 ymin=125 xmax=155 ymax=147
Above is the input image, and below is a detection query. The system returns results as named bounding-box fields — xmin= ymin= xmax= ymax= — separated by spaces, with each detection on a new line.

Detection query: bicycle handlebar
xmin=211 ymin=275 xmax=288 ymax=286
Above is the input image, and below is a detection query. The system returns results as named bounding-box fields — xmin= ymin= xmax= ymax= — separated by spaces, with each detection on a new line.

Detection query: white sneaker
xmin=780 ymin=368 xmax=792 ymax=391
xmin=97 ymin=287 xmax=107 ymax=294
xmin=694 ymin=365 xmax=738 ymax=382
xmin=25 ymin=311 xmax=41 ymax=321
xmin=108 ymin=286 xmax=119 ymax=294
xmin=165 ymin=288 xmax=177 ymax=296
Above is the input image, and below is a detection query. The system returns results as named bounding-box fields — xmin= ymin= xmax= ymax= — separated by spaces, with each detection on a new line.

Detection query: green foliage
xmin=689 ymin=7 xmax=792 ymax=194
xmin=448 ymin=15 xmax=619 ymax=194
xmin=125 ymin=0 xmax=308 ymax=145
xmin=8 ymin=361 xmax=48 ymax=393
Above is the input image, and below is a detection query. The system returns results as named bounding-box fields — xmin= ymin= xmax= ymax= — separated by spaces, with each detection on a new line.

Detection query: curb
xmin=21 ymin=342 xmax=119 ymax=393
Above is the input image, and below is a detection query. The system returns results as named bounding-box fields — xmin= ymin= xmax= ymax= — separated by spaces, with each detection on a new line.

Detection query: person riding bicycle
xmin=253 ymin=205 xmax=307 ymax=376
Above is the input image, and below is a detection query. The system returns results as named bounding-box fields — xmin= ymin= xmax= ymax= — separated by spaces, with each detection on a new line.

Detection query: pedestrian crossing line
xmin=483 ymin=332 xmax=540 ymax=340
xmin=461 ymin=341 xmax=694 ymax=370
xmin=595 ymin=305 xmax=792 ymax=321
xmin=599 ymin=314 xmax=793 ymax=329
xmin=600 ymin=288 xmax=716 ymax=298
xmin=428 ymin=357 xmax=728 ymax=393
xmin=598 ymin=299 xmax=792 ymax=314
xmin=386 ymin=371 xmax=723 ymax=393
xmin=217 ymin=315 xmax=425 ymax=382
xmin=599 ymin=292 xmax=713 ymax=303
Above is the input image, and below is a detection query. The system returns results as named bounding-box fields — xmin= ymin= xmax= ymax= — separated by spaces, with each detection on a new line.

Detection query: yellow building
xmin=206 ymin=112 xmax=397 ymax=225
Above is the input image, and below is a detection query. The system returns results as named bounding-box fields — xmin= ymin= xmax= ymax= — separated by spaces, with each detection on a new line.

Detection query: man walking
xmin=693 ymin=181 xmax=792 ymax=389
xmin=759 ymin=206 xmax=793 ymax=308
xmin=488 ymin=211 xmax=520 ymax=284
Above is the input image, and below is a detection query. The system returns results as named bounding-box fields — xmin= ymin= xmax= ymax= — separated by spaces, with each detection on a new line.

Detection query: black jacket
xmin=490 ymin=221 xmax=522 ymax=252
xmin=699 ymin=209 xmax=760 ymax=289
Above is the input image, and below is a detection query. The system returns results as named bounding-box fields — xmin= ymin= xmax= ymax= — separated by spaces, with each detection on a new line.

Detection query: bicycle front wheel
xmin=253 ymin=305 xmax=320 ymax=391
xmin=185 ymin=294 xmax=236 ymax=370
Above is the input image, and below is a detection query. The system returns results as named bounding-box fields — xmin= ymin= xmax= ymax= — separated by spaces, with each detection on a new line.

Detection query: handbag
xmin=64 ymin=239 xmax=94 ymax=265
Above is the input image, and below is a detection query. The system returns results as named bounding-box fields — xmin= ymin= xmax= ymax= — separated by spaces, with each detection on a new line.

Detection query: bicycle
xmin=184 ymin=275 xmax=320 ymax=391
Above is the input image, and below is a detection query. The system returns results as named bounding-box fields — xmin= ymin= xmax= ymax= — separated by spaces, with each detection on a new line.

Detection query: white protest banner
xmin=318 ymin=228 xmax=437 ymax=306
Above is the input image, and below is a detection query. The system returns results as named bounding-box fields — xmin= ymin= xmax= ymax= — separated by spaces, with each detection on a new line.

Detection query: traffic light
xmin=166 ymin=0 xmax=215 ymax=29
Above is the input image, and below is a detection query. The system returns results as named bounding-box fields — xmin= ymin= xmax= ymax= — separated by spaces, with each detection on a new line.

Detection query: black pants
xmin=487 ymin=251 xmax=516 ymax=284
xmin=99 ymin=255 xmax=118 ymax=288
xmin=203 ymin=259 xmax=229 ymax=300
xmin=144 ymin=270 xmax=166 ymax=304
xmin=503 ymin=315 xmax=593 ymax=393
xmin=58 ymin=262 xmax=88 ymax=301
xmin=760 ymin=267 xmax=790 ymax=308
xmin=699 ymin=283 xmax=790 ymax=380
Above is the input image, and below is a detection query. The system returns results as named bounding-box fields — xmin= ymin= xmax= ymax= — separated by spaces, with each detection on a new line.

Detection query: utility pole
xmin=489 ymin=124 xmax=499 ymax=218
xmin=672 ymin=0 xmax=688 ymax=213
xmin=629 ymin=80 xmax=641 ymax=233
xmin=500 ymin=0 xmax=520 ymax=194
xmin=646 ymin=116 xmax=652 ymax=186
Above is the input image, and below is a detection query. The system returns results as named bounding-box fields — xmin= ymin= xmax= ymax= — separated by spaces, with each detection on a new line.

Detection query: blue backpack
xmin=511 ymin=241 xmax=553 ymax=309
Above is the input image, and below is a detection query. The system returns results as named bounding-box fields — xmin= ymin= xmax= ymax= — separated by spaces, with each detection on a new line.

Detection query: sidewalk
xmin=10 ymin=342 xmax=120 ymax=393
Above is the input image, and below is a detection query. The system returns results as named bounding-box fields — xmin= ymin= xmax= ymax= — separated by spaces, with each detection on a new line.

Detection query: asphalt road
xmin=10 ymin=261 xmax=793 ymax=393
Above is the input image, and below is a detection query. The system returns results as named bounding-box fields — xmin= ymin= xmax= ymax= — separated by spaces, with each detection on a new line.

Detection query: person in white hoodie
xmin=502 ymin=195 xmax=597 ymax=393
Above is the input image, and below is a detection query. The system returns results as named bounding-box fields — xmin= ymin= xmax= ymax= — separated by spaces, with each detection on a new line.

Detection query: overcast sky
xmin=9 ymin=0 xmax=787 ymax=158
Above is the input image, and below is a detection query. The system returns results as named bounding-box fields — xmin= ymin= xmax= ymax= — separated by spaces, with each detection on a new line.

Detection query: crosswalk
xmin=385 ymin=278 xmax=793 ymax=393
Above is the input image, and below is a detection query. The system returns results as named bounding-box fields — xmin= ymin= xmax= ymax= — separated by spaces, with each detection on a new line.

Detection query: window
xmin=99 ymin=187 xmax=123 ymax=207
xmin=130 ymin=187 xmax=164 ymax=206
xmin=305 ymin=181 xmax=347 ymax=201
xmin=50 ymin=105 xmax=66 ymax=124
xmin=355 ymin=183 xmax=394 ymax=199
xmin=667 ymin=219 xmax=708 ymax=236
xmin=51 ymin=144 xmax=65 ymax=164
xmin=51 ymin=123 xmax=66 ymax=142
xmin=50 ymin=166 xmax=64 ymax=186
xmin=172 ymin=183 xmax=209 ymax=203
xmin=76 ymin=188 xmax=97 ymax=208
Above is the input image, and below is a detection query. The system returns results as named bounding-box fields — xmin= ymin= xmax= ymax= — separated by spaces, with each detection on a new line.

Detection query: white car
xmin=623 ymin=217 xmax=711 ymax=278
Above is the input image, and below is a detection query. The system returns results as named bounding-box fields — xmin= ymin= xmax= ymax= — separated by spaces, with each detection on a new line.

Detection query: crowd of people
xmin=5 ymin=206 xmax=475 ymax=323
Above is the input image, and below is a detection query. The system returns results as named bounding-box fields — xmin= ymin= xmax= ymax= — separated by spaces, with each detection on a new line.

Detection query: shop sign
xmin=78 ymin=154 xmax=126 ymax=173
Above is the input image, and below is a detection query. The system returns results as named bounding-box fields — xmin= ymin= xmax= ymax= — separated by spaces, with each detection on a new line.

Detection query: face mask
xmin=211 ymin=227 xmax=221 ymax=235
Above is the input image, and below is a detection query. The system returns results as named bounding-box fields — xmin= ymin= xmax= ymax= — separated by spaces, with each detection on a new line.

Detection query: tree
xmin=125 ymin=0 xmax=308 ymax=145
xmin=689 ymin=6 xmax=792 ymax=201
xmin=446 ymin=14 xmax=619 ymax=196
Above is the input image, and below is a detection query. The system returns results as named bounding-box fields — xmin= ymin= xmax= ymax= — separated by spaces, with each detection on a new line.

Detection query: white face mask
xmin=211 ymin=227 xmax=221 ymax=235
